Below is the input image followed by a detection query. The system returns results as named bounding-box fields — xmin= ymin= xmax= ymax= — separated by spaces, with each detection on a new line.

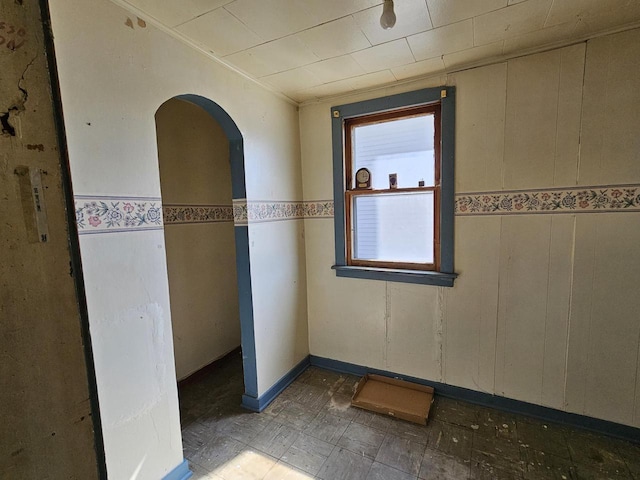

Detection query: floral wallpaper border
xmin=455 ymin=184 xmax=640 ymax=215
xmin=233 ymin=199 xmax=334 ymax=225
xmin=164 ymin=204 xmax=234 ymax=224
xmin=75 ymin=185 xmax=638 ymax=234
xmin=75 ymin=196 xmax=163 ymax=235
xmin=74 ymin=197 xmax=335 ymax=233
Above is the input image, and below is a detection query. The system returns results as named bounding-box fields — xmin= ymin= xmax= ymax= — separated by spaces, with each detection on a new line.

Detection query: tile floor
xmin=179 ymin=352 xmax=640 ymax=480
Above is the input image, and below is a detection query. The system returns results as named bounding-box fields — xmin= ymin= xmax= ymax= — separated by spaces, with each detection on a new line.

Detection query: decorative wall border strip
xmin=76 ymin=184 xmax=638 ymax=234
xmin=75 ymin=196 xmax=163 ymax=235
xmin=163 ymin=204 xmax=233 ymax=225
xmin=233 ymin=198 xmax=248 ymax=226
xmin=302 ymin=200 xmax=335 ymax=219
xmin=232 ymin=199 xmax=334 ymax=225
xmin=455 ymin=184 xmax=640 ymax=215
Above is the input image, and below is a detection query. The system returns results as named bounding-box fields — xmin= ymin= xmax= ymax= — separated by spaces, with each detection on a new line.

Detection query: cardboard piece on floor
xmin=351 ymin=374 xmax=434 ymax=425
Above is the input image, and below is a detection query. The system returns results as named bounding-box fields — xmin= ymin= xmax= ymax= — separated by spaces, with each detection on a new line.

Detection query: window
xmin=331 ymin=87 xmax=457 ymax=287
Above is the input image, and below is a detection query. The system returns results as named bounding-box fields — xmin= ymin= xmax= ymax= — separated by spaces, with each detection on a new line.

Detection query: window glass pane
xmin=353 ymin=114 xmax=435 ymax=189
xmin=352 ymin=192 xmax=434 ymax=264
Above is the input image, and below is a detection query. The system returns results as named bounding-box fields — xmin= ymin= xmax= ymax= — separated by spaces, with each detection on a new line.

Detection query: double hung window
xmin=331 ymin=87 xmax=457 ymax=286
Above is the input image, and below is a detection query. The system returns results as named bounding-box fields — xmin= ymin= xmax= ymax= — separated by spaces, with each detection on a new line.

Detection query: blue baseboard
xmin=309 ymin=355 xmax=640 ymax=444
xmin=163 ymin=459 xmax=192 ymax=480
xmin=241 ymin=355 xmax=311 ymax=412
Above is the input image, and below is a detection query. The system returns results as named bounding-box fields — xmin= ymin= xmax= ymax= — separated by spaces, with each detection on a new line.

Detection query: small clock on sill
xmin=355 ymin=167 xmax=372 ymax=189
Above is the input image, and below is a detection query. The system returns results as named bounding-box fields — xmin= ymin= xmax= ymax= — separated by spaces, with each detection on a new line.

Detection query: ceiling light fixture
xmin=380 ymin=0 xmax=396 ymax=29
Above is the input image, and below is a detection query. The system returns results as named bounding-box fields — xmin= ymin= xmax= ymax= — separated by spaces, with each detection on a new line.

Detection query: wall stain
xmin=26 ymin=144 xmax=44 ymax=151
xmin=137 ymin=17 xmax=146 ymax=28
xmin=0 ymin=112 xmax=16 ymax=136
xmin=124 ymin=17 xmax=134 ymax=29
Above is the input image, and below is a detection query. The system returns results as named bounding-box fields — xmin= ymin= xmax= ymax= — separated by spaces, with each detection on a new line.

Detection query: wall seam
xmin=633 ymin=307 xmax=640 ymax=426
xmin=583 ymin=219 xmax=598 ymax=415
xmin=384 ymin=281 xmax=390 ymax=369
xmin=563 ymin=215 xmax=577 ymax=409
xmin=438 ymin=287 xmax=445 ymax=383
xmin=552 ymin=50 xmax=563 ymax=186
xmin=575 ymin=40 xmax=589 ymax=185
xmin=540 ymin=217 xmax=554 ymax=405
xmin=501 ymin=61 xmax=509 ymax=190
xmin=493 ymin=216 xmax=504 ymax=395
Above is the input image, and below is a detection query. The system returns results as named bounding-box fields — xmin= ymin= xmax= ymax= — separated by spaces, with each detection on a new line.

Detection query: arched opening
xmin=155 ymin=95 xmax=257 ymax=412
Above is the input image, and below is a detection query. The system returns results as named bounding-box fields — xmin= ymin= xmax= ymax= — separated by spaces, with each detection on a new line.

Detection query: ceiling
xmin=117 ymin=0 xmax=640 ymax=103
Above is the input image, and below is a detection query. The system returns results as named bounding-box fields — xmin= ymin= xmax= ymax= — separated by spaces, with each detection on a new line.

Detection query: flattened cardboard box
xmin=351 ymin=374 xmax=434 ymax=425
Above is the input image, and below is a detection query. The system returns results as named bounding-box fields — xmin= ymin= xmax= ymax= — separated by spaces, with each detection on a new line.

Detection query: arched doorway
xmin=155 ymin=94 xmax=258 ymax=405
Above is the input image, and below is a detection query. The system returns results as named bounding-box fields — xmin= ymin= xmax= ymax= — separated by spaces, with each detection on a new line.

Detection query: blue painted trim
xmin=309 ymin=356 xmax=640 ymax=444
xmin=162 ymin=459 xmax=192 ymax=480
xmin=332 ymin=265 xmax=457 ymax=286
xmin=169 ymin=94 xmax=257 ymax=406
xmin=241 ymin=356 xmax=310 ymax=412
xmin=175 ymin=95 xmax=242 ymax=141
xmin=334 ymin=88 xmax=443 ymax=119
xmin=331 ymin=87 xmax=457 ymax=284
xmin=440 ymin=87 xmax=455 ymax=273
xmin=235 ymin=226 xmax=258 ymax=399
xmin=174 ymin=94 xmax=246 ymax=199
xmin=331 ymin=107 xmax=346 ymax=268
xmin=229 ymin=139 xmax=247 ymax=200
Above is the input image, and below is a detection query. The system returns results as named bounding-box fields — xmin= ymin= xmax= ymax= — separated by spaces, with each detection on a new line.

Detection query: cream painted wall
xmin=49 ymin=0 xmax=308 ymax=478
xmin=156 ymin=99 xmax=240 ymax=381
xmin=301 ymin=29 xmax=640 ymax=429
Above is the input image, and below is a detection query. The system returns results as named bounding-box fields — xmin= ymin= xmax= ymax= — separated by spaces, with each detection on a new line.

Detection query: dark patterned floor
xmin=178 ymin=351 xmax=640 ymax=479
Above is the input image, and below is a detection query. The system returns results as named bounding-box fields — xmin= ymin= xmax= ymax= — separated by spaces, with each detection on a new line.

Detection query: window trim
xmin=331 ymin=87 xmax=457 ymax=287
xmin=345 ymin=104 xmax=441 ymax=271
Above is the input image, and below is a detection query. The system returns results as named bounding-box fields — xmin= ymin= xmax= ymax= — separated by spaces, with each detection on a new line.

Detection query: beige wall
xmin=301 ymin=28 xmax=640 ymax=428
xmin=49 ymin=0 xmax=308 ymax=478
xmin=156 ymin=99 xmax=240 ymax=381
xmin=0 ymin=2 xmax=99 ymax=478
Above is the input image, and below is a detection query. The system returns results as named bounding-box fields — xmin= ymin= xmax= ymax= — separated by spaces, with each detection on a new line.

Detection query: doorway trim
xmin=163 ymin=94 xmax=259 ymax=403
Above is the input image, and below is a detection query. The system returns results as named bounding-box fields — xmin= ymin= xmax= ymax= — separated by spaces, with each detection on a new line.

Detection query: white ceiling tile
xmin=125 ymin=0 xmax=234 ymax=27
xmin=256 ymin=36 xmax=321 ymax=72
xmin=348 ymin=70 xmax=397 ymax=90
xmin=443 ymin=41 xmax=504 ymax=69
xmin=547 ymin=0 xmax=640 ymax=31
xmin=426 ymin=0 xmax=507 ymax=27
xmin=546 ymin=0 xmax=640 ymax=27
xmin=242 ymin=36 xmax=320 ymax=75
xmin=128 ymin=0 xmax=640 ymax=102
xmin=473 ymin=0 xmax=554 ymax=46
xmin=223 ymin=49 xmax=279 ymax=77
xmin=391 ymin=57 xmax=445 ymax=80
xmin=292 ymin=79 xmax=357 ymax=102
xmin=503 ymin=22 xmax=579 ymax=55
xmin=305 ymin=56 xmax=367 ymax=84
xmin=224 ymin=0 xmax=315 ymax=41
xmin=296 ymin=16 xmax=371 ymax=60
xmin=407 ymin=20 xmax=474 ymax=61
xmin=351 ymin=39 xmax=417 ymax=73
xmin=176 ymin=7 xmax=263 ymax=56
xmin=300 ymin=0 xmax=380 ymax=24
xmin=261 ymin=68 xmax=324 ymax=93
xmin=353 ymin=0 xmax=432 ymax=46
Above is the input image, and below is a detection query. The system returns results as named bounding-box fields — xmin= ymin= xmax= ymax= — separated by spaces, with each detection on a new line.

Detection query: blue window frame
xmin=331 ymin=87 xmax=457 ymax=287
